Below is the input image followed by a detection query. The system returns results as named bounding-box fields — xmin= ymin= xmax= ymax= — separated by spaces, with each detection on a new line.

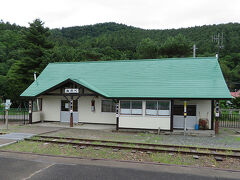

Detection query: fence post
xmin=23 ymin=110 xmax=25 ymax=125
xmin=239 ymin=111 xmax=240 ymax=128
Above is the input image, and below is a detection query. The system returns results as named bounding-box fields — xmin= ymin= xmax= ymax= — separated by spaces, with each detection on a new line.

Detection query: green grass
xmin=150 ymin=153 xmax=194 ymax=165
xmin=91 ymin=141 xmax=103 ymax=145
xmin=0 ymin=141 xmax=131 ymax=160
xmin=234 ymin=137 xmax=240 ymax=141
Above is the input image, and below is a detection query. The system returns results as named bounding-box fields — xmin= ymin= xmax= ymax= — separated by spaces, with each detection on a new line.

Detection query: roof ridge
xmin=49 ymin=57 xmax=217 ymax=64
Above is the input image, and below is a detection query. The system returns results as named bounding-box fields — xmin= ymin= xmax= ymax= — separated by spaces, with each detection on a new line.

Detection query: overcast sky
xmin=1 ymin=0 xmax=240 ymax=29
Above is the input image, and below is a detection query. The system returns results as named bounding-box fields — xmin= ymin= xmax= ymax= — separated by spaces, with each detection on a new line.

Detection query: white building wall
xmin=78 ymin=96 xmax=116 ymax=124
xmin=174 ymin=100 xmax=212 ymax=129
xmin=32 ymin=93 xmax=116 ymax=124
xmin=31 ymin=86 xmax=212 ymax=130
xmin=119 ymin=101 xmax=171 ymax=130
xmin=32 ymin=111 xmax=41 ymax=123
xmin=119 ymin=116 xmax=170 ymax=130
xmin=40 ymin=95 xmax=62 ymax=121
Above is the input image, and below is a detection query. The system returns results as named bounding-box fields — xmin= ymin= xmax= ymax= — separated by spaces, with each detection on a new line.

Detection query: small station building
xmin=21 ymin=57 xmax=231 ymax=131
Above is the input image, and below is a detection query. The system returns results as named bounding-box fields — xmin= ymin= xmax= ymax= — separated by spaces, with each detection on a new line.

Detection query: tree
xmin=160 ymin=34 xmax=191 ymax=57
xmin=136 ymin=38 xmax=159 ymax=59
xmin=7 ymin=19 xmax=54 ymax=101
xmin=232 ymin=97 xmax=240 ymax=108
xmin=0 ymin=75 xmax=7 ymax=98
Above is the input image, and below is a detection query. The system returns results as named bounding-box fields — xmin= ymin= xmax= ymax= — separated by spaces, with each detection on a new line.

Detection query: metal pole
xmin=70 ymin=97 xmax=73 ymax=127
xmin=184 ymin=100 xmax=187 ymax=136
xmin=5 ymin=110 xmax=8 ymax=130
xmin=23 ymin=110 xmax=25 ymax=125
xmin=3 ymin=110 xmax=5 ymax=124
xmin=193 ymin=44 xmax=196 ymax=58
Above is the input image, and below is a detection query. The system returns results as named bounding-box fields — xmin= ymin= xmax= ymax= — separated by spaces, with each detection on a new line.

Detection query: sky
xmin=1 ymin=0 xmax=240 ymax=30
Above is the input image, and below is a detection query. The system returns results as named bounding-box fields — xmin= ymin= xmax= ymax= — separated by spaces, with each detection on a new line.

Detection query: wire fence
xmin=219 ymin=109 xmax=240 ymax=128
xmin=0 ymin=108 xmax=29 ymax=124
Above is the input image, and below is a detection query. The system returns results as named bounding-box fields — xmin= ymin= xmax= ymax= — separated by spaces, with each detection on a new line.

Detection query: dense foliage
xmin=0 ymin=20 xmax=240 ymax=104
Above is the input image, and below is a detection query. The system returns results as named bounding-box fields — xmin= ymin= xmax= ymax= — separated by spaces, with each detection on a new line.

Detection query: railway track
xmin=25 ymin=135 xmax=240 ymax=159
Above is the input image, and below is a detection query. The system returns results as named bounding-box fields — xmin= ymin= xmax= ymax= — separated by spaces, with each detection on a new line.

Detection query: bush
xmin=199 ymin=119 xmax=209 ymax=130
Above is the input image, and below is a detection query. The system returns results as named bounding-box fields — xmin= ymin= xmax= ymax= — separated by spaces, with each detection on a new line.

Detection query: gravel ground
xmin=158 ymin=134 xmax=240 ymax=149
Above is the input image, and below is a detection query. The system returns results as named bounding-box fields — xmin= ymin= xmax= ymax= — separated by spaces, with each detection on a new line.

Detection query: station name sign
xmin=65 ymin=88 xmax=79 ymax=94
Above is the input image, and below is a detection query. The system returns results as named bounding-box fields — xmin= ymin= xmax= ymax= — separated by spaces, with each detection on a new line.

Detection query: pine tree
xmin=7 ymin=19 xmax=54 ymax=101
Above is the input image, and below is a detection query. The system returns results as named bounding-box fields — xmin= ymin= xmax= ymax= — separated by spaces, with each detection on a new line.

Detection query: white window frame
xmin=120 ymin=100 xmax=143 ymax=115
xmin=146 ymin=100 xmax=171 ymax=116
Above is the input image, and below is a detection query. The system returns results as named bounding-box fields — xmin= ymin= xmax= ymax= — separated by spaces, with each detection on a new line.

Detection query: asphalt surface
xmin=0 ymin=152 xmax=239 ymax=180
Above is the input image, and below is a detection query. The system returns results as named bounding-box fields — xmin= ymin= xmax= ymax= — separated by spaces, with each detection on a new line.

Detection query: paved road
xmin=0 ymin=152 xmax=239 ymax=180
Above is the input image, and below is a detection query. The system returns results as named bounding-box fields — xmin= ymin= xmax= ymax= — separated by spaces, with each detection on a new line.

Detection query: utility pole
xmin=193 ymin=44 xmax=198 ymax=58
xmin=212 ymin=32 xmax=224 ymax=55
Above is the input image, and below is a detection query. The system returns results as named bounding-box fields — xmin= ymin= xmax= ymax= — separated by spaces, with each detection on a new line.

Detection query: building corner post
xmin=170 ymin=99 xmax=174 ymax=132
xmin=70 ymin=96 xmax=73 ymax=127
xmin=116 ymin=100 xmax=119 ymax=131
xmin=29 ymin=100 xmax=33 ymax=124
xmin=211 ymin=100 xmax=214 ymax=130
xmin=215 ymin=100 xmax=220 ymax=134
xmin=184 ymin=100 xmax=187 ymax=136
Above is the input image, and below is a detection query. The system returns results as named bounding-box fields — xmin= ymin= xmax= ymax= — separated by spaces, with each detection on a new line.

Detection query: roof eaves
xmin=21 ymin=78 xmax=110 ymax=98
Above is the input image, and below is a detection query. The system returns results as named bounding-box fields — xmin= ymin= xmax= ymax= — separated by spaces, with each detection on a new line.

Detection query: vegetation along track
xmin=25 ymin=135 xmax=240 ymax=159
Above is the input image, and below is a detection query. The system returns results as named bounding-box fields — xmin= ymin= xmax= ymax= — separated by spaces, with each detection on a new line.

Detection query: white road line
xmin=23 ymin=164 xmax=54 ymax=180
xmin=0 ymin=141 xmax=17 ymax=148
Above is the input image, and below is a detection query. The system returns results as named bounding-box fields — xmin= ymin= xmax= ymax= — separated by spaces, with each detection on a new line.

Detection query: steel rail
xmin=34 ymin=135 xmax=240 ymax=154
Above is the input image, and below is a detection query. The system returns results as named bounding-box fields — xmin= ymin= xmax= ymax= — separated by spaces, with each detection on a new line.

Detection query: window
xmin=120 ymin=101 xmax=142 ymax=115
xmin=146 ymin=101 xmax=158 ymax=115
xmin=120 ymin=101 xmax=131 ymax=114
xmin=32 ymin=98 xmax=42 ymax=112
xmin=61 ymin=100 xmax=78 ymax=112
xmin=101 ymin=100 xmax=116 ymax=112
xmin=173 ymin=105 xmax=196 ymax=116
xmin=132 ymin=101 xmax=142 ymax=114
xmin=158 ymin=101 xmax=170 ymax=115
xmin=146 ymin=100 xmax=170 ymax=116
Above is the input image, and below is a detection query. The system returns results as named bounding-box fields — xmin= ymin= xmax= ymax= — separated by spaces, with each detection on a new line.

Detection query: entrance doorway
xmin=60 ymin=100 xmax=79 ymax=123
xmin=173 ymin=105 xmax=197 ymax=129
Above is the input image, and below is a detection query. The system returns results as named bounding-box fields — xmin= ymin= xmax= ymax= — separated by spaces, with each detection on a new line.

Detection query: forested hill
xmin=50 ymin=22 xmax=240 ymax=55
xmin=0 ymin=20 xmax=240 ymax=102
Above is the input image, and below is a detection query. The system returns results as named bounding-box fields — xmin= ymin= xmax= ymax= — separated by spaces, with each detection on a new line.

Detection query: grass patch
xmin=150 ymin=153 xmax=193 ymax=165
xmin=234 ymin=137 xmax=240 ymax=141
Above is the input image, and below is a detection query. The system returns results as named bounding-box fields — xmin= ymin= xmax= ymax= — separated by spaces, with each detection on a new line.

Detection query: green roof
xmin=21 ymin=57 xmax=232 ymax=99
